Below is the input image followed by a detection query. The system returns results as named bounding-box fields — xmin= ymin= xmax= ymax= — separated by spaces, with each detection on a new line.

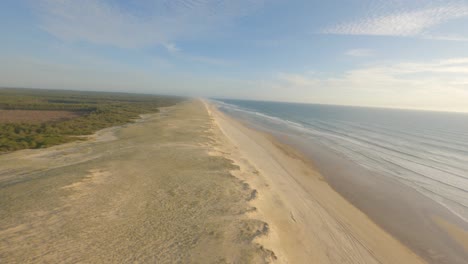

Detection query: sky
xmin=1 ymin=0 xmax=468 ymax=112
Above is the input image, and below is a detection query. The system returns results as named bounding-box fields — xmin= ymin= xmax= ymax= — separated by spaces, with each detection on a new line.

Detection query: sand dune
xmin=0 ymin=101 xmax=274 ymax=263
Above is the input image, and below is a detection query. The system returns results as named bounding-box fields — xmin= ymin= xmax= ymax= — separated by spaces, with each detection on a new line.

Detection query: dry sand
xmin=0 ymin=100 xmax=275 ymax=263
xmin=205 ymin=101 xmax=427 ymax=264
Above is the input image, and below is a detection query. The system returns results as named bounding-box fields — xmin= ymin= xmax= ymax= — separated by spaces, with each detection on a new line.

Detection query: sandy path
xmin=206 ymin=101 xmax=426 ymax=264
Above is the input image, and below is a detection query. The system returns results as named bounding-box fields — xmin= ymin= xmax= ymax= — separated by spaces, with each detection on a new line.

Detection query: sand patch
xmin=62 ymin=169 xmax=110 ymax=200
xmin=434 ymin=216 xmax=468 ymax=252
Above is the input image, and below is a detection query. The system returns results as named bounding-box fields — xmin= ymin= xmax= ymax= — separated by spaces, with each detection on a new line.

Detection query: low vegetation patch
xmin=0 ymin=88 xmax=183 ymax=152
xmin=0 ymin=110 xmax=85 ymax=123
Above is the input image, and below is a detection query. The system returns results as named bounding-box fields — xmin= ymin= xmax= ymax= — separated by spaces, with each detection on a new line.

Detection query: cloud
xmin=345 ymin=49 xmax=375 ymax=57
xmin=421 ymin=34 xmax=468 ymax=42
xmin=323 ymin=2 xmax=468 ymax=38
xmin=162 ymin=43 xmax=181 ymax=53
xmin=277 ymin=73 xmax=320 ymax=87
xmin=35 ymin=0 xmax=266 ymax=49
xmin=272 ymin=57 xmax=468 ymax=112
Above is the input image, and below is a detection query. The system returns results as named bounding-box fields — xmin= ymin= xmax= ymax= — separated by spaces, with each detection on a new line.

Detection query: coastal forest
xmin=0 ymin=88 xmax=182 ymax=152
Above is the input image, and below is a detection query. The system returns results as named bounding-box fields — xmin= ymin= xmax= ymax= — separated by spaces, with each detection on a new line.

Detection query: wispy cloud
xmin=345 ymin=49 xmax=375 ymax=57
xmin=277 ymin=72 xmax=320 ymax=87
xmin=421 ymin=34 xmax=468 ymax=42
xmin=273 ymin=57 xmax=468 ymax=112
xmin=323 ymin=2 xmax=468 ymax=39
xmin=161 ymin=42 xmax=229 ymax=66
xmin=35 ymin=0 xmax=265 ymax=50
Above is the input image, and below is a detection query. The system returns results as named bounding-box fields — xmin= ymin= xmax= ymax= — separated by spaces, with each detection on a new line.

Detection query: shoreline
xmin=208 ymin=100 xmax=468 ymax=264
xmin=275 ymin=130 xmax=468 ymax=264
xmin=206 ymin=101 xmax=426 ymax=263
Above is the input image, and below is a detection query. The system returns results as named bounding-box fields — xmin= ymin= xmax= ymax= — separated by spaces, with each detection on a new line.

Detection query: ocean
xmin=213 ymin=99 xmax=468 ymax=223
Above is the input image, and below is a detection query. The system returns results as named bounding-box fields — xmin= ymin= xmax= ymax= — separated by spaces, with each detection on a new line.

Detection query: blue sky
xmin=1 ymin=0 xmax=468 ymax=112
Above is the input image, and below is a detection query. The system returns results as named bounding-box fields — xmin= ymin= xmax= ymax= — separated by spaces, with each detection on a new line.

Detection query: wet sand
xmin=208 ymin=101 xmax=468 ymax=264
xmin=0 ymin=100 xmax=275 ymax=263
xmin=279 ymin=133 xmax=468 ymax=264
xmin=207 ymin=102 xmax=425 ymax=263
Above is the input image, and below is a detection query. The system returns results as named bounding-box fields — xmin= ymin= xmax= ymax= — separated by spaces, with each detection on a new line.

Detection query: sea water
xmin=213 ymin=99 xmax=468 ymax=223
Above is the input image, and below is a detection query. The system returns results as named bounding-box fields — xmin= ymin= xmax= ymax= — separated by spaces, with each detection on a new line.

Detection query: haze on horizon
xmin=1 ymin=0 xmax=468 ymax=112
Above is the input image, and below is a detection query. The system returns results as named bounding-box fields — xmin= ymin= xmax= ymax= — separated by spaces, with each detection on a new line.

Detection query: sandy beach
xmin=276 ymin=131 xmax=468 ymax=264
xmin=4 ymin=0 xmax=468 ymax=262
xmin=1 ymin=99 xmax=465 ymax=263
xmin=206 ymin=101 xmax=427 ymax=264
xmin=208 ymin=100 xmax=468 ymax=264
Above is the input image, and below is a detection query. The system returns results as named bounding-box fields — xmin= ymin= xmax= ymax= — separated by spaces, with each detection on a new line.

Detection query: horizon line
xmin=2 ymin=86 xmax=467 ymax=115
